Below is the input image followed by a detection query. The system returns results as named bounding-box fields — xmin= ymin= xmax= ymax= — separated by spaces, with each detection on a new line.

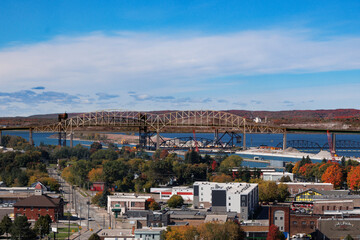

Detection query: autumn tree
xmin=258 ymin=181 xmax=289 ymax=203
xmin=167 ymin=195 xmax=184 ymax=208
xmin=88 ymin=168 xmax=104 ymax=182
xmin=347 ymin=166 xmax=360 ymax=191
xmin=267 ymin=224 xmax=285 ymax=240
xmin=321 ymin=163 xmax=344 ymax=188
xmin=219 ymin=155 xmax=243 ymax=174
xmin=210 ymin=173 xmax=233 ymax=183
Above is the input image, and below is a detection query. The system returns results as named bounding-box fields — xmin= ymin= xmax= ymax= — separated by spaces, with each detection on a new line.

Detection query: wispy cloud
xmin=1 ymin=29 xmax=360 ymax=94
xmin=96 ymin=92 xmax=119 ymax=100
xmin=32 ymin=86 xmax=45 ymax=90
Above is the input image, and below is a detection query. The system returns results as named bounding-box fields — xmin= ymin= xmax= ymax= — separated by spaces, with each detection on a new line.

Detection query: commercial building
xmin=150 ymin=186 xmax=193 ymax=202
xmin=262 ymin=172 xmax=294 ymax=182
xmin=107 ymin=193 xmax=151 ymax=216
xmin=193 ymin=182 xmax=258 ymax=220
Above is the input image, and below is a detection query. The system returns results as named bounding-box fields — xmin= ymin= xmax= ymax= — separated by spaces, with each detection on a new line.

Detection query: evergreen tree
xmin=10 ymin=215 xmax=36 ymax=240
xmin=0 ymin=214 xmax=12 ymax=238
xmin=34 ymin=215 xmax=52 ymax=238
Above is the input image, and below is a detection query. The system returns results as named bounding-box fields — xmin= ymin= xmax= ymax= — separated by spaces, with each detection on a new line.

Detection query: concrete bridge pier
xmin=283 ymin=132 xmax=287 ymax=150
xmin=243 ymin=132 xmax=246 ymax=149
xmin=29 ymin=128 xmax=34 ymax=146
xmin=156 ymin=129 xmax=160 ymax=150
xmin=332 ymin=132 xmax=336 ymax=154
xmin=214 ymin=129 xmax=219 ymax=145
xmin=70 ymin=132 xmax=74 ymax=148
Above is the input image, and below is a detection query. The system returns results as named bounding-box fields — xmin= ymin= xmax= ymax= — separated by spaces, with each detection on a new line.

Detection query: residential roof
xmin=13 ymin=195 xmax=62 ymax=208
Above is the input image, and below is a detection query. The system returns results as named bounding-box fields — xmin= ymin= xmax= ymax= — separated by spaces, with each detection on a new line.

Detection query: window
xmin=31 ymin=207 xmax=33 ymax=211
xmin=46 ymin=208 xmax=49 ymax=211
xmin=302 ymin=221 xmax=306 ymax=225
xmin=229 ymin=197 xmax=231 ymax=200
xmin=322 ymin=206 xmax=324 ymax=211
xmin=17 ymin=208 xmax=20 ymax=211
xmin=229 ymin=203 xmax=231 ymax=206
xmin=293 ymin=221 xmax=297 ymax=225
xmin=310 ymin=221 xmax=315 ymax=225
xmin=327 ymin=206 xmax=329 ymax=210
xmin=339 ymin=206 xmax=342 ymax=210
xmin=38 ymin=208 xmax=41 ymax=211
xmin=280 ymin=217 xmax=283 ymax=220
xmin=275 ymin=217 xmax=278 ymax=220
xmin=333 ymin=206 xmax=336 ymax=210
xmin=131 ymin=202 xmax=135 ymax=207
xmin=280 ymin=227 xmax=283 ymax=231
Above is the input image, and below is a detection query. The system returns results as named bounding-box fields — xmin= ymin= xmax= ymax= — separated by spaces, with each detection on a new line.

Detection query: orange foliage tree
xmin=347 ymin=166 xmax=360 ymax=191
xmin=321 ymin=163 xmax=343 ymax=188
xmin=88 ymin=168 xmax=103 ymax=182
xmin=210 ymin=173 xmax=233 ymax=183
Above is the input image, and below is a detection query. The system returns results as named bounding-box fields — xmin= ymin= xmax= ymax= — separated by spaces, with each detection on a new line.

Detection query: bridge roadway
xmin=1 ymin=110 xmax=360 ymax=151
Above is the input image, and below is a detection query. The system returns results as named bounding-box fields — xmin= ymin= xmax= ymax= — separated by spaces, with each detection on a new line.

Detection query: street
xmin=48 ymin=167 xmax=112 ymax=239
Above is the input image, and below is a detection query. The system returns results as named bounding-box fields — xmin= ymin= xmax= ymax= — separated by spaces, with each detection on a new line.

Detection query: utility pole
xmin=87 ymin=199 xmax=90 ymax=229
xmin=67 ymin=211 xmax=71 ymax=240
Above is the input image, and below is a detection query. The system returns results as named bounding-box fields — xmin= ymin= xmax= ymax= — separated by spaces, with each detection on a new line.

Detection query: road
xmin=48 ymin=167 xmax=112 ymax=239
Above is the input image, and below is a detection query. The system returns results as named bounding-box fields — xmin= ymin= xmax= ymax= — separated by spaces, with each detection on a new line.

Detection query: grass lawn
xmin=48 ymin=226 xmax=79 ymax=240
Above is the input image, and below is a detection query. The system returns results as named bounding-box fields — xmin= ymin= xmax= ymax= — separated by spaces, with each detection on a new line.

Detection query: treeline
xmin=287 ymin=156 xmax=360 ymax=189
xmin=0 ymin=136 xmax=60 ymax=191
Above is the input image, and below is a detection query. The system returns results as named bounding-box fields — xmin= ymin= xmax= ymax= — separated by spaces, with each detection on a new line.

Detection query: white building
xmin=262 ymin=172 xmax=294 ymax=182
xmin=193 ymin=182 xmax=258 ymax=220
xmin=150 ymin=186 xmax=193 ymax=202
xmin=107 ymin=193 xmax=151 ymax=216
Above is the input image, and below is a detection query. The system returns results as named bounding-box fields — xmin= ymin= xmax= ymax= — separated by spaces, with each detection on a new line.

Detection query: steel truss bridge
xmin=0 ymin=110 xmax=285 ymax=149
xmin=2 ymin=110 xmax=360 ymax=151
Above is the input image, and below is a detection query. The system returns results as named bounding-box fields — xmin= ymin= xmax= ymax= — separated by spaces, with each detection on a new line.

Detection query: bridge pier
xmin=29 ymin=128 xmax=34 ymax=146
xmin=70 ymin=132 xmax=74 ymax=148
xmin=332 ymin=133 xmax=336 ymax=154
xmin=214 ymin=129 xmax=219 ymax=146
xmin=243 ymin=132 xmax=246 ymax=149
xmin=0 ymin=130 xmax=2 ymax=146
xmin=283 ymin=132 xmax=287 ymax=150
xmin=156 ymin=129 xmax=160 ymax=150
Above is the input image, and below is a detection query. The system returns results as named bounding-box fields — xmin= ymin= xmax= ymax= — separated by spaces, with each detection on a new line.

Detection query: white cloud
xmin=1 ymin=29 xmax=360 ymax=115
xmin=1 ymin=30 xmax=360 ymax=93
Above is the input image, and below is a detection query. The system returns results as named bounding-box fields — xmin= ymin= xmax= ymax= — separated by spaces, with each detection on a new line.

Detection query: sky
xmin=1 ymin=1 xmax=360 ymax=117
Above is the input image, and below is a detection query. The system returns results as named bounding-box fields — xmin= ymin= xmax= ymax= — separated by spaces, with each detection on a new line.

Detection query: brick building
xmin=13 ymin=184 xmax=64 ymax=222
xmin=268 ymin=205 xmax=290 ymax=234
xmin=290 ymin=214 xmax=318 ymax=236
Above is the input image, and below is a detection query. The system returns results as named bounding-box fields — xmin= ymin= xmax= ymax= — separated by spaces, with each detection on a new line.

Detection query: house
xmin=13 ymin=183 xmax=64 ymax=222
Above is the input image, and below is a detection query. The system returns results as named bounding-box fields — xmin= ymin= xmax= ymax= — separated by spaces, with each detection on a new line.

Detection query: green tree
xmin=344 ymin=234 xmax=354 ymax=240
xmin=0 ymin=215 xmax=12 ymax=238
xmin=219 ymin=155 xmax=243 ymax=174
xmin=167 ymin=195 xmax=184 ymax=208
xmin=149 ymin=201 xmax=161 ymax=210
xmin=10 ymin=215 xmax=36 ymax=240
xmin=34 ymin=215 xmax=52 ymax=238
xmin=184 ymin=150 xmax=201 ymax=164
xmin=99 ymin=187 xmax=110 ymax=208
xmin=89 ymin=233 xmax=101 ymax=240
xmin=90 ymin=142 xmax=102 ymax=154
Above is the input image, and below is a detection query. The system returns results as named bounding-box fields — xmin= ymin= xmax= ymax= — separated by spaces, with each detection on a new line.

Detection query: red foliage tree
xmin=347 ymin=166 xmax=360 ymax=191
xmin=321 ymin=163 xmax=344 ymax=188
xmin=211 ymin=160 xmax=217 ymax=171
xmin=267 ymin=224 xmax=285 ymax=240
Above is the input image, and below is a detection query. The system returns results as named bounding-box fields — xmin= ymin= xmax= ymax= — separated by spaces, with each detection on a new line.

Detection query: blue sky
xmin=1 ymin=0 xmax=360 ymax=116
